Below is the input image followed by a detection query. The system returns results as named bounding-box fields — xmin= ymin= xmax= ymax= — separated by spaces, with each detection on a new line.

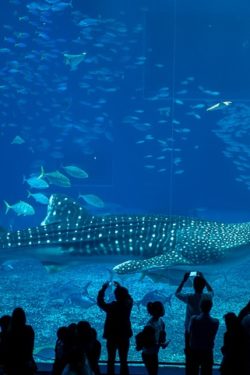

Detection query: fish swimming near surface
xmin=206 ymin=101 xmax=232 ymax=112
xmin=11 ymin=135 xmax=25 ymax=145
xmin=0 ymin=194 xmax=250 ymax=276
xmin=64 ymin=53 xmax=87 ymax=71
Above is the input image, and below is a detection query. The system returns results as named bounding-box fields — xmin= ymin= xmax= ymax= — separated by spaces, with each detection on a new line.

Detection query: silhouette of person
xmin=189 ymin=298 xmax=219 ymax=375
xmin=0 ymin=315 xmax=11 ymax=369
xmin=4 ymin=307 xmax=36 ymax=375
xmin=87 ymin=328 xmax=101 ymax=375
xmin=97 ymin=281 xmax=133 ymax=375
xmin=52 ymin=326 xmax=69 ymax=375
xmin=175 ymin=272 xmax=214 ymax=375
xmin=76 ymin=321 xmax=101 ymax=375
xmin=220 ymin=312 xmax=246 ymax=375
xmin=141 ymin=301 xmax=168 ymax=375
xmin=238 ymin=301 xmax=250 ymax=375
xmin=238 ymin=301 xmax=250 ymax=322
xmin=61 ymin=346 xmax=91 ymax=375
xmin=77 ymin=321 xmax=92 ymax=355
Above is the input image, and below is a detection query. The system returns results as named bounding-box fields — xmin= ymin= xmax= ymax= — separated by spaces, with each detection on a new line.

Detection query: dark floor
xmin=37 ymin=363 xmax=221 ymax=374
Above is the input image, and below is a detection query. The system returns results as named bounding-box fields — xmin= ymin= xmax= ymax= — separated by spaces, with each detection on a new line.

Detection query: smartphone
xmin=190 ymin=271 xmax=197 ymax=277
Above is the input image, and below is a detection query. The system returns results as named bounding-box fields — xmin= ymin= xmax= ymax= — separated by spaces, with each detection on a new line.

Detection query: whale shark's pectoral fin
xmin=113 ymin=254 xmax=189 ymax=274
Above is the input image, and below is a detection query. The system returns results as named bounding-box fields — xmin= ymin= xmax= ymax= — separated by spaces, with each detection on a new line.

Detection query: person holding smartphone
xmin=97 ymin=281 xmax=133 ymax=375
xmin=175 ymin=272 xmax=214 ymax=375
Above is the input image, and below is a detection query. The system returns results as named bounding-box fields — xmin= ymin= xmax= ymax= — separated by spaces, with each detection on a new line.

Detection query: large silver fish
xmin=0 ymin=194 xmax=250 ymax=275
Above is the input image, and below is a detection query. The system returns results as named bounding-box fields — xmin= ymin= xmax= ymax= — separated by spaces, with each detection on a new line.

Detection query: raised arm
xmin=199 ymin=272 xmax=214 ymax=295
xmin=175 ymin=272 xmax=190 ymax=296
xmin=97 ymin=282 xmax=110 ymax=312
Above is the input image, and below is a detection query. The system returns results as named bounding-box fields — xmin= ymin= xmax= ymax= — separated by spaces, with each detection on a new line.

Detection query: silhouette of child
xmin=141 ymin=301 xmax=168 ymax=375
xmin=61 ymin=347 xmax=91 ymax=375
xmin=52 ymin=326 xmax=69 ymax=375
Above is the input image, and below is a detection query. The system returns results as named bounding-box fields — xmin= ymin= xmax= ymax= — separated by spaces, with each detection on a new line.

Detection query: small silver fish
xmin=39 ymin=167 xmax=71 ymax=188
xmin=4 ymin=200 xmax=35 ymax=216
xmin=206 ymin=101 xmax=232 ymax=112
xmin=24 ymin=176 xmax=49 ymax=189
xmin=62 ymin=165 xmax=88 ymax=179
xmin=78 ymin=194 xmax=104 ymax=208
xmin=64 ymin=52 xmax=86 ymax=71
xmin=11 ymin=135 xmax=25 ymax=145
xmin=27 ymin=191 xmax=49 ymax=205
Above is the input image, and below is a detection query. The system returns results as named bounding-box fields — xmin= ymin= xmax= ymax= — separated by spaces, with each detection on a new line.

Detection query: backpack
xmin=135 ymin=326 xmax=156 ymax=351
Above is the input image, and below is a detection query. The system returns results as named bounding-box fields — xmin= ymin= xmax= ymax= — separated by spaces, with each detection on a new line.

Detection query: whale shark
xmin=0 ymin=194 xmax=250 ymax=275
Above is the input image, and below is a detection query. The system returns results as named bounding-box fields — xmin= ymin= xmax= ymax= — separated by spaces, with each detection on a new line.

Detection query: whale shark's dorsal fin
xmin=41 ymin=194 xmax=89 ymax=226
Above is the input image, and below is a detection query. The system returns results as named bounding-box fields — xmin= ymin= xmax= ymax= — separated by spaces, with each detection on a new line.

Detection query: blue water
xmin=0 ymin=0 xmax=250 ymax=364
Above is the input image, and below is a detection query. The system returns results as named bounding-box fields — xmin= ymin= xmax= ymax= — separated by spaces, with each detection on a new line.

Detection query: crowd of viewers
xmin=0 ymin=274 xmax=249 ymax=375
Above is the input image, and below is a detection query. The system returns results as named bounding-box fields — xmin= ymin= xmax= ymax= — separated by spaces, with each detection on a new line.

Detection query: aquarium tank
xmin=0 ymin=0 xmax=250 ymax=366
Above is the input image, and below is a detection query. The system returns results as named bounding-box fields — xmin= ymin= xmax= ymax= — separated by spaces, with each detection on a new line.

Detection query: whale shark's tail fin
xmin=41 ymin=194 xmax=90 ymax=226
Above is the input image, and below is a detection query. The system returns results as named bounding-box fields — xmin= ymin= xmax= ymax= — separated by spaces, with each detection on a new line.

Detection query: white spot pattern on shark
xmin=0 ymin=194 xmax=250 ymax=274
